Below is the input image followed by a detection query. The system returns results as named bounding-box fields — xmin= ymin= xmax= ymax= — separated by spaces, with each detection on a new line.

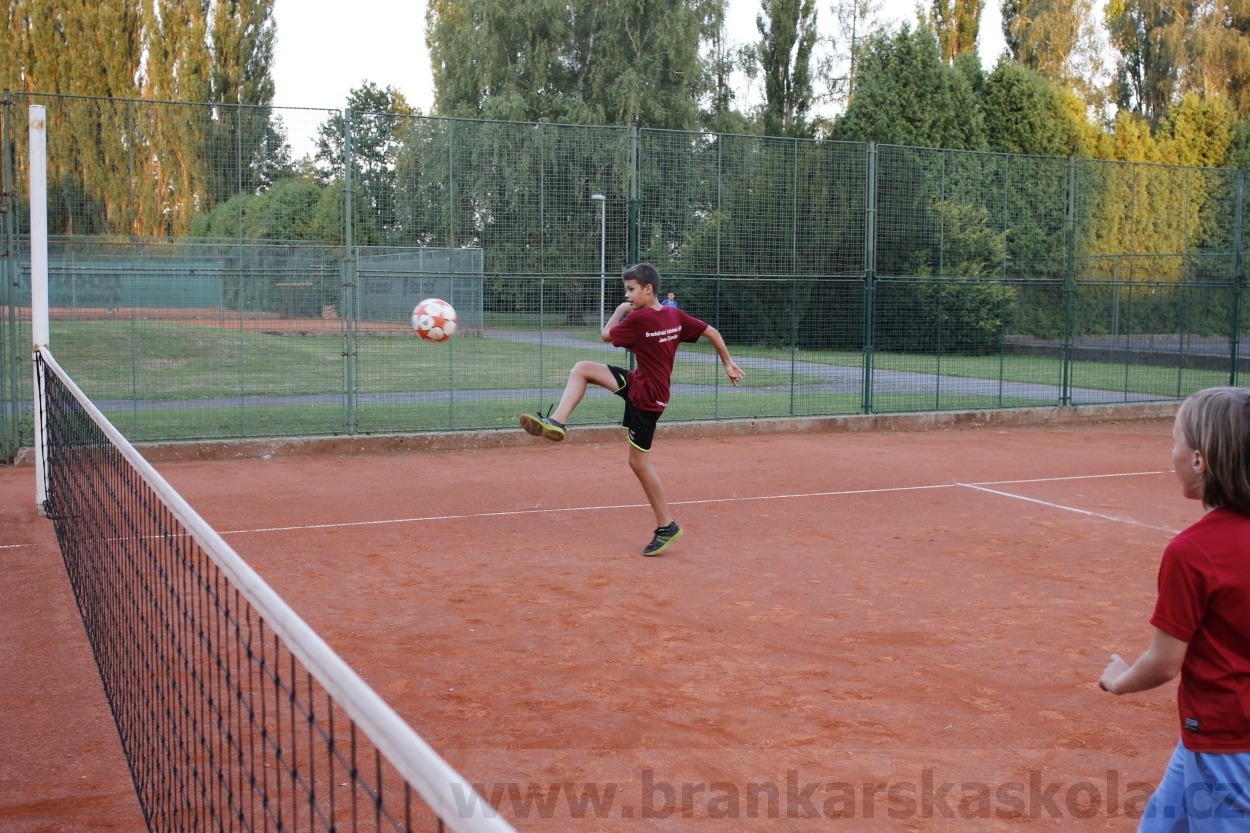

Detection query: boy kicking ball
xmin=520 ymin=263 xmax=744 ymax=556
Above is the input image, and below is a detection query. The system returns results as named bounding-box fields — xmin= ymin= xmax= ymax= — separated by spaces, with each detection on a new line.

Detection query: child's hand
xmin=725 ymin=360 xmax=744 ymax=386
xmin=1099 ymin=654 xmax=1130 ymax=694
xmin=616 ymin=301 xmax=632 ymax=315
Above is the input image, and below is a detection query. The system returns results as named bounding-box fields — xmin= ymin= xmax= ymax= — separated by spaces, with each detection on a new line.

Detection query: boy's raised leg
xmin=553 ymin=362 xmax=618 ymax=423
xmin=521 ymin=361 xmax=618 ymax=441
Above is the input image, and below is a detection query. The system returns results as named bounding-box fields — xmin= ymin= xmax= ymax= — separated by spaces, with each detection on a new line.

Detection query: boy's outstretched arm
xmin=602 ymin=302 xmax=631 ymax=343
xmin=701 ymin=325 xmax=745 ymax=386
xmin=1099 ymin=627 xmax=1188 ymax=695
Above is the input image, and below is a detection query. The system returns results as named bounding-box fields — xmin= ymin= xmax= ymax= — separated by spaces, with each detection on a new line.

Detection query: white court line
xmin=217 ymin=470 xmax=1172 ymax=536
xmin=967 ymin=470 xmax=1168 ymax=486
xmin=0 ymin=543 xmax=32 ymax=549
xmin=218 ymin=484 xmax=958 ymax=535
xmin=956 ymin=482 xmax=1180 ymax=534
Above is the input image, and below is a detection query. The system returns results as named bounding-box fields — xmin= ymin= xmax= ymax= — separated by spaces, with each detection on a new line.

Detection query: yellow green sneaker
xmin=520 ymin=413 xmax=566 ymax=442
xmin=643 ymin=522 xmax=683 ymax=556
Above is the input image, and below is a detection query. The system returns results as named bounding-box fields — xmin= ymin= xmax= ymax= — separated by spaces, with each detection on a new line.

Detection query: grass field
xmin=1 ymin=318 xmax=1221 ymax=443
xmin=92 ymin=391 xmax=1062 ymax=442
xmin=47 ymin=322 xmax=817 ymax=401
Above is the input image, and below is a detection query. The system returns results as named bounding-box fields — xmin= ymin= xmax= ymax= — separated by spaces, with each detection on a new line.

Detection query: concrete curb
xmin=13 ymin=401 xmax=1178 ymax=466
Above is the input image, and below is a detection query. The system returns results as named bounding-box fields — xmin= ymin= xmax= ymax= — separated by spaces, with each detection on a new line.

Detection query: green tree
xmin=1181 ymin=0 xmax=1250 ymax=117
xmin=1 ymin=2 xmax=144 ymax=234
xmin=0 ymin=0 xmax=143 ymax=96
xmin=878 ymin=200 xmax=1014 ymax=353
xmin=833 ymin=24 xmax=986 ymax=149
xmin=189 ymin=175 xmax=381 ymax=246
xmin=426 ymin=0 xmax=718 ymax=129
xmin=1001 ymin=0 xmax=1102 ymax=98
xmin=826 ymin=0 xmax=883 ymax=105
xmin=979 ymin=57 xmax=1091 ymax=155
xmin=756 ymin=0 xmax=819 ymax=136
xmin=2 ymin=1 xmax=281 ymax=237
xmin=316 ymin=82 xmax=414 ymax=238
xmin=1224 ymin=114 xmax=1250 ymax=167
xmin=933 ymin=0 xmax=984 ymax=63
xmin=704 ymin=8 xmax=751 ymax=132
xmin=208 ymin=0 xmax=276 ymax=106
xmin=1158 ymin=92 xmax=1236 ymax=165
xmin=1105 ymin=0 xmax=1189 ymax=124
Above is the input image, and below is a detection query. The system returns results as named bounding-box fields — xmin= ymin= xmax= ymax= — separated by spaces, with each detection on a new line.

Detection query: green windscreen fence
xmin=2 ymin=93 xmax=1245 ymax=456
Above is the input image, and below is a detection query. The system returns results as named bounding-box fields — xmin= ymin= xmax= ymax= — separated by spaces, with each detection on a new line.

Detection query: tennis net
xmin=34 ymin=346 xmax=514 ymax=833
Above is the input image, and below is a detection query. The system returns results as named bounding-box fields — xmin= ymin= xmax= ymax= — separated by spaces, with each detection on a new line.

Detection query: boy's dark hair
xmin=1179 ymin=386 xmax=1250 ymax=515
xmin=622 ymin=263 xmax=661 ymax=292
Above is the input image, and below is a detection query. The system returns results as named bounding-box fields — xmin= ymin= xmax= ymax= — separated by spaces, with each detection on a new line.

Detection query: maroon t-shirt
xmin=1151 ymin=507 xmax=1250 ymax=752
xmin=608 ymin=306 xmax=708 ymax=413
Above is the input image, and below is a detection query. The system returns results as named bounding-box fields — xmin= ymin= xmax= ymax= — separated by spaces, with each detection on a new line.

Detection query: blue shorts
xmin=1138 ymin=741 xmax=1250 ymax=833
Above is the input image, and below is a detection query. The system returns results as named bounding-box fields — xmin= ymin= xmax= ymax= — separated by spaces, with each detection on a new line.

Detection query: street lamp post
xmin=591 ymin=194 xmax=606 ymax=329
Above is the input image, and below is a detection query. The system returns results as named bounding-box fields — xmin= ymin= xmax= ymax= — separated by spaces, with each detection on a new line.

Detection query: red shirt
xmin=1151 ymin=507 xmax=1250 ymax=752
xmin=608 ymin=306 xmax=708 ymax=413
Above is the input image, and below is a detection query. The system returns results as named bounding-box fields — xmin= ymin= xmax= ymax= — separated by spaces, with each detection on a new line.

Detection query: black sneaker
xmin=643 ymin=522 xmax=683 ymax=556
xmin=520 ymin=413 xmax=566 ymax=441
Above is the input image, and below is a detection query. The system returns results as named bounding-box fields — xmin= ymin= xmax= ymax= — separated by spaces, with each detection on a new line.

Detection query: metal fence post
xmin=344 ymin=108 xmax=353 ymax=251
xmin=628 ymin=125 xmax=639 ymax=266
xmin=862 ymin=142 xmax=876 ymax=414
xmin=236 ymin=101 xmax=244 ymax=241
xmin=448 ymin=119 xmax=455 ymax=249
xmin=1179 ymin=167 xmax=1192 ymax=396
xmin=127 ymin=98 xmax=136 ymax=237
xmin=539 ymin=276 xmax=545 ymax=408
xmin=539 ymin=124 xmax=545 ymax=274
xmin=1062 ymin=156 xmax=1076 ymax=406
xmin=937 ymin=151 xmax=945 ymax=410
xmin=790 ymin=137 xmax=798 ymax=415
xmin=343 ymin=257 xmax=357 ymax=434
xmin=343 ymin=108 xmax=357 ymax=434
xmin=716 ymin=135 xmax=722 ymax=278
xmin=715 ymin=134 xmax=723 ymax=420
xmin=1230 ymin=169 xmax=1244 ymax=387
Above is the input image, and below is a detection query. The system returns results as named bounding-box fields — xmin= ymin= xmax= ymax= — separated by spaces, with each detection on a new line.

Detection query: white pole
xmin=592 ymin=194 xmax=606 ymax=330
xmin=30 ymin=105 xmax=48 ymax=508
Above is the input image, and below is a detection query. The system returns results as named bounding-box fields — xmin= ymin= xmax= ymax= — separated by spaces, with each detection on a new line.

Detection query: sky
xmin=271 ymin=0 xmax=1009 ymax=116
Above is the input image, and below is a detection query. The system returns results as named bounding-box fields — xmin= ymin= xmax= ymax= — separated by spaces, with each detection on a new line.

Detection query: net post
xmin=2 ymin=89 xmax=18 ymax=462
xmin=29 ymin=104 xmax=49 ymax=508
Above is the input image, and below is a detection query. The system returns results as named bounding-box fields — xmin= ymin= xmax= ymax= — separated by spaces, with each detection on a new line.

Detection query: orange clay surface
xmin=1 ymin=420 xmax=1202 ymax=831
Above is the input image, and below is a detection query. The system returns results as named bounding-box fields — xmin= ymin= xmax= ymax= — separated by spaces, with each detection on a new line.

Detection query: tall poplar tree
xmin=1105 ymin=0 xmax=1189 ymax=124
xmin=1001 ymin=0 xmax=1102 ymax=98
xmin=756 ymin=0 xmax=819 ymax=136
xmin=1 ymin=1 xmax=279 ymax=236
xmin=828 ymin=0 xmax=882 ymax=105
xmin=427 ymin=0 xmax=718 ymax=129
xmin=1182 ymin=1 xmax=1250 ymax=117
xmin=933 ymin=0 xmax=984 ymax=63
xmin=1 ymin=0 xmax=142 ymax=95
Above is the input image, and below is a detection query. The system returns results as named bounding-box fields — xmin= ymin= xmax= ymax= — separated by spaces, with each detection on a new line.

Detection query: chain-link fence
xmin=3 ymin=92 xmax=1245 ymax=455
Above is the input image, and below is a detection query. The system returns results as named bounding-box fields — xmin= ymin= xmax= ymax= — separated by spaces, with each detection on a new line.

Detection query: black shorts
xmin=608 ymin=365 xmax=661 ymax=452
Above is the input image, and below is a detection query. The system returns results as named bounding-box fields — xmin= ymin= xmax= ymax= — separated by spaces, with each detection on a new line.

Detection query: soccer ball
xmin=411 ymin=298 xmax=458 ymax=343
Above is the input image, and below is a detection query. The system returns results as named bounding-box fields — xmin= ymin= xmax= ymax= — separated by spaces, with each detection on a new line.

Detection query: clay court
xmin=1 ymin=415 xmax=1198 ymax=831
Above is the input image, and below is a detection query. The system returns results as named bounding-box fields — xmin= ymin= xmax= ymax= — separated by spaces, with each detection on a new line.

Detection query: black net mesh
xmin=35 ymin=349 xmax=502 ymax=833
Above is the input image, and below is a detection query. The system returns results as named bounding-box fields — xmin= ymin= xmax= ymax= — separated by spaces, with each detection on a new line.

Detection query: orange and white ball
xmin=411 ymin=298 xmax=458 ymax=342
